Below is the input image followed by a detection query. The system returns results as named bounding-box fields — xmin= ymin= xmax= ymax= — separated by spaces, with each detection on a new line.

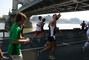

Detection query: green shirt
xmin=8 ymin=23 xmax=22 ymax=55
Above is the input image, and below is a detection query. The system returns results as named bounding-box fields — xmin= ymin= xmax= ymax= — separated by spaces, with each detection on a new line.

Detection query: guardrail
xmin=0 ymin=29 xmax=7 ymax=39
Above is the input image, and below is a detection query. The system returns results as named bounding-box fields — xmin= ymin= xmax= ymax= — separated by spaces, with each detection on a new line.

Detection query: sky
xmin=31 ymin=10 xmax=89 ymax=22
xmin=0 ymin=0 xmax=12 ymax=17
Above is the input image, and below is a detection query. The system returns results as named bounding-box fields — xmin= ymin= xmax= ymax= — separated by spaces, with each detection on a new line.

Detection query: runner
xmin=8 ymin=12 xmax=30 ymax=60
xmin=40 ymin=9 xmax=61 ymax=59
xmin=34 ymin=16 xmax=46 ymax=38
xmin=48 ymin=9 xmax=61 ymax=39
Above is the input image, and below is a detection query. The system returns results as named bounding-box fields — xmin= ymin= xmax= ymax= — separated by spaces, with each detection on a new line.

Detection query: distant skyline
xmin=0 ymin=0 xmax=12 ymax=17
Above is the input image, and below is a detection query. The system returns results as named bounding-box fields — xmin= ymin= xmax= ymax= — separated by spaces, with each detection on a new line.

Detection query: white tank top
xmin=50 ymin=25 xmax=55 ymax=36
xmin=36 ymin=21 xmax=41 ymax=31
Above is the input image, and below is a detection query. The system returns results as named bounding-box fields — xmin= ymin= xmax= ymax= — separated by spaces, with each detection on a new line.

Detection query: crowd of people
xmin=1 ymin=9 xmax=89 ymax=60
xmin=0 ymin=9 xmax=61 ymax=60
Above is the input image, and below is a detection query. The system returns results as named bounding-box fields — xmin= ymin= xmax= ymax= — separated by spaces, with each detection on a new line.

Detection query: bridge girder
xmin=18 ymin=0 xmax=89 ymax=16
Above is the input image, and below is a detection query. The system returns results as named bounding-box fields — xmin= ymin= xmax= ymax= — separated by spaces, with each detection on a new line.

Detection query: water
xmin=0 ymin=22 xmax=81 ymax=37
xmin=0 ymin=23 xmax=5 ymax=29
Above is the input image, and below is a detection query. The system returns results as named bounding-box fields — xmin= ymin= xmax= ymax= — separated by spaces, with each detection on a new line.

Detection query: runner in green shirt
xmin=8 ymin=12 xmax=27 ymax=60
xmin=8 ymin=22 xmax=22 ymax=55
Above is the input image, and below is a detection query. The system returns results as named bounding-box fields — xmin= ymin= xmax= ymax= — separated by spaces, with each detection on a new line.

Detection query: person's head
xmin=38 ymin=16 xmax=42 ymax=21
xmin=15 ymin=12 xmax=27 ymax=25
xmin=42 ymin=18 xmax=46 ymax=22
xmin=83 ymin=21 xmax=85 ymax=23
xmin=52 ymin=14 xmax=58 ymax=20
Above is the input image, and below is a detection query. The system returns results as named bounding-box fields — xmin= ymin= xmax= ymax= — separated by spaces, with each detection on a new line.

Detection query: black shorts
xmin=47 ymin=36 xmax=56 ymax=42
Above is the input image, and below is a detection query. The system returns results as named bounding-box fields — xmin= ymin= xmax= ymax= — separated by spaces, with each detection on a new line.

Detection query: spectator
xmin=80 ymin=21 xmax=87 ymax=31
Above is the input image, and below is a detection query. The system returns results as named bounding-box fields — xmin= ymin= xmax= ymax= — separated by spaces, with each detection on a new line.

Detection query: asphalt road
xmin=38 ymin=43 xmax=84 ymax=60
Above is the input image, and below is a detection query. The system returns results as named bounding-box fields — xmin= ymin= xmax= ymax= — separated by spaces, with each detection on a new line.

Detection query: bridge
xmin=17 ymin=0 xmax=89 ymax=16
xmin=11 ymin=0 xmax=89 ymax=16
